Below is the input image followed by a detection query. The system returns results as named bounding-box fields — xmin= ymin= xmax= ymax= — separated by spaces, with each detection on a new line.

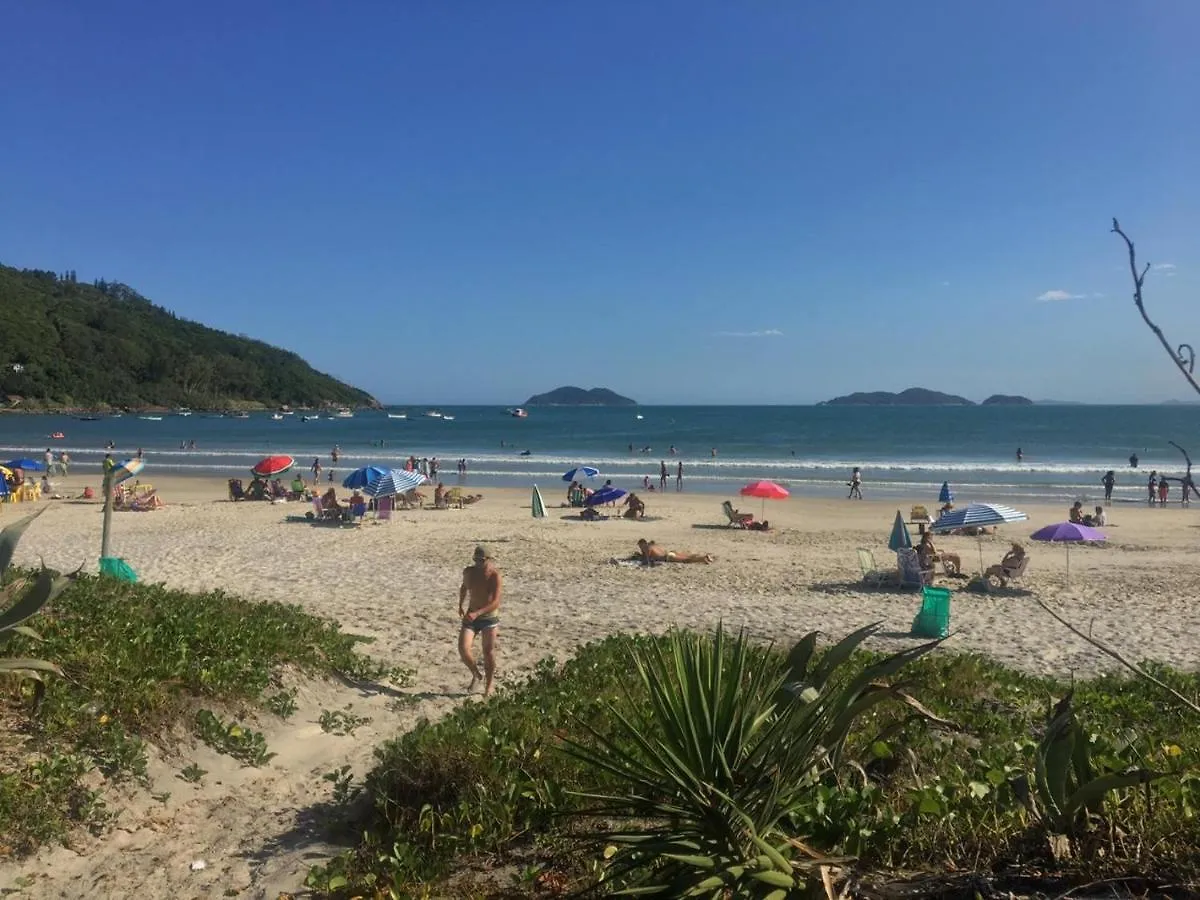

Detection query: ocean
xmin=1 ymin=405 xmax=1194 ymax=505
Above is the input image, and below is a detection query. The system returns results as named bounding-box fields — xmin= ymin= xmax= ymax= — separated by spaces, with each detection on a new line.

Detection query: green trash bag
xmin=99 ymin=556 xmax=138 ymax=583
xmin=911 ymin=586 xmax=950 ymax=639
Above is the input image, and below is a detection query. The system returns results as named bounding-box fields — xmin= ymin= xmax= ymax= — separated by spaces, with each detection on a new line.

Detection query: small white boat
xmin=510 ymin=407 xmax=528 ymax=418
xmin=635 ymin=414 xmax=644 ymax=420
xmin=233 ymin=412 xmax=250 ymax=419
xmin=271 ymin=413 xmax=284 ymax=420
xmin=443 ymin=415 xmax=456 ymax=421
xmin=335 ymin=408 xmax=354 ymax=418
xmin=424 ymin=410 xmax=444 ymax=418
xmin=387 ymin=413 xmax=408 ymax=419
xmin=302 ymin=415 xmax=319 ymax=421
xmin=175 ymin=409 xmax=192 ymax=417
xmin=139 ymin=415 xmax=163 ymax=421
xmin=282 ymin=410 xmax=295 ymax=416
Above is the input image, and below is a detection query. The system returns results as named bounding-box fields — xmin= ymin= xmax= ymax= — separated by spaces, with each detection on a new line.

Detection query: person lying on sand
xmin=636 ymin=538 xmax=713 ymax=564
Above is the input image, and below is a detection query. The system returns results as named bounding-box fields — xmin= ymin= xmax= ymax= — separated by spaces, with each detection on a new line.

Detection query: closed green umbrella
xmin=888 ymin=510 xmax=912 ymax=551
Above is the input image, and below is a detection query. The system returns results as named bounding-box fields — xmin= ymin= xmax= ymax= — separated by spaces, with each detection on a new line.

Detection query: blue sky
xmin=2 ymin=2 xmax=1197 ymax=405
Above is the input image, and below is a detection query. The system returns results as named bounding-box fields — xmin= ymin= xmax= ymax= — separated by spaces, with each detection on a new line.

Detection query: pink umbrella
xmin=739 ymin=480 xmax=790 ymax=518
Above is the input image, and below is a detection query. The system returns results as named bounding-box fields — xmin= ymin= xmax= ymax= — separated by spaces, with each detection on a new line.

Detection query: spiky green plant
xmin=563 ymin=623 xmax=944 ymax=897
xmin=1 ymin=508 xmax=73 ymax=683
xmin=1017 ymin=691 xmax=1163 ymax=849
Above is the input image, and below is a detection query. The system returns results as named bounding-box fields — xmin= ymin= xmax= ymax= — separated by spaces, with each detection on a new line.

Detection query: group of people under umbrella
xmin=886 ymin=481 xmax=1107 ymax=586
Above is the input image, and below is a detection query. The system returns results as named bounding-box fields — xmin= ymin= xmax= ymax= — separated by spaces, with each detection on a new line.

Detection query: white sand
xmin=3 ymin=475 xmax=1199 ymax=897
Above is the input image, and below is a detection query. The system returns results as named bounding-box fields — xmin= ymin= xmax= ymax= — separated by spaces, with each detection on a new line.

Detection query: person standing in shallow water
xmin=1101 ymin=470 xmax=1116 ymax=503
xmin=848 ymin=467 xmax=863 ymax=499
xmin=659 ymin=460 xmax=668 ymax=491
xmin=458 ymin=545 xmax=502 ymax=696
xmin=676 ymin=460 xmax=683 ymax=492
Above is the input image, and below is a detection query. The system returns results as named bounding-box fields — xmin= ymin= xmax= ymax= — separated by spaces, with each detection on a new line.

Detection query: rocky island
xmin=819 ymin=387 xmax=974 ymax=406
xmin=819 ymin=387 xmax=1033 ymax=407
xmin=524 ymin=386 xmax=638 ymax=407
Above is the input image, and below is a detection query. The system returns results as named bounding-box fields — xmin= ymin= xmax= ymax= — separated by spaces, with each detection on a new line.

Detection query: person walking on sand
xmin=458 ymin=545 xmax=502 ymax=696
xmin=676 ymin=460 xmax=683 ymax=492
xmin=848 ymin=466 xmax=863 ymax=499
xmin=311 ymin=457 xmax=322 ymax=484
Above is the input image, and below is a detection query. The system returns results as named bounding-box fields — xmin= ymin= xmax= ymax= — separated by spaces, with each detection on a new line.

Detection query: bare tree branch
xmin=1034 ymin=596 xmax=1200 ymax=715
xmin=1111 ymin=218 xmax=1200 ymax=397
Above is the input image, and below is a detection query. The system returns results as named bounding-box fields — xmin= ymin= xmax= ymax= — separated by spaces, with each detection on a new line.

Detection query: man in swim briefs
xmin=458 ymin=544 xmax=502 ymax=695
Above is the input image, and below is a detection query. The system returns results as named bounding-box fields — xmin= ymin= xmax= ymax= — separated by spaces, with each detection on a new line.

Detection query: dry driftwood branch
xmin=1035 ymin=596 xmax=1200 ymax=715
xmin=1111 ymin=218 xmax=1200 ymax=397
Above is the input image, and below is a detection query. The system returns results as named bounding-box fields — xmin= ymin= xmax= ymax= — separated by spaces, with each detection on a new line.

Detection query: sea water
xmin=1 ymin=405 xmax=1194 ymax=504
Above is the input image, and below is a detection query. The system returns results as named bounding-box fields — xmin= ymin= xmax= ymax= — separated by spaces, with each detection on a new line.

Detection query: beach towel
xmin=531 ymin=484 xmax=546 ymax=519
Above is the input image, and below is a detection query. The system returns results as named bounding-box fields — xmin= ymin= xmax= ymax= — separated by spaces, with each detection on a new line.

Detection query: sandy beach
xmin=4 ymin=474 xmax=1200 ymax=897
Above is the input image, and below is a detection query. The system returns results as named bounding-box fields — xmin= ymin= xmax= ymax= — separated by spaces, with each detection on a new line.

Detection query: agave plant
xmin=563 ymin=623 xmax=944 ymax=897
xmin=1 ymin=508 xmax=72 ymax=683
xmin=1016 ymin=691 xmax=1163 ymax=853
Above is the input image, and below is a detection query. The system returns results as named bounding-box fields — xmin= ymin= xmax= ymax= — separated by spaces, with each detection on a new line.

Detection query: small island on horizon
xmin=524 ymin=386 xmax=638 ymax=407
xmin=819 ymin=387 xmax=1033 ymax=407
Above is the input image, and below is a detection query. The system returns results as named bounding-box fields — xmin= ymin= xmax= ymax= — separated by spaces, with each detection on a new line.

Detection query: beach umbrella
xmin=586 ymin=486 xmax=627 ymax=506
xmin=531 ymin=485 xmax=547 ymax=518
xmin=740 ymin=479 xmax=790 ymax=518
xmin=342 ymin=464 xmax=391 ymax=490
xmin=563 ymin=466 xmax=599 ymax=483
xmin=252 ymin=454 xmax=295 ymax=478
xmin=888 ymin=510 xmax=912 ymax=551
xmin=932 ymin=501 xmax=1028 ymax=571
xmin=5 ymin=458 xmax=44 ymax=472
xmin=363 ymin=469 xmax=426 ymax=498
xmin=1030 ymin=521 xmax=1106 ymax=582
xmin=938 ymin=481 xmax=954 ymax=504
xmin=111 ymin=458 xmax=145 ymax=485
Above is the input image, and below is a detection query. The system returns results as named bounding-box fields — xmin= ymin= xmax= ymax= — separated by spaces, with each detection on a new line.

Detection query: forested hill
xmin=0 ymin=265 xmax=378 ymax=410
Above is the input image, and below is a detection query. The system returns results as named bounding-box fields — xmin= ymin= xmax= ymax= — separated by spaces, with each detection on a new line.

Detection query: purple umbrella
xmin=1030 ymin=521 xmax=1106 ymax=581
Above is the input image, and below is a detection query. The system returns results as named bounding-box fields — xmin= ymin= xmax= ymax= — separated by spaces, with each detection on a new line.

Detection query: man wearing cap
xmin=458 ymin=545 xmax=502 ymax=695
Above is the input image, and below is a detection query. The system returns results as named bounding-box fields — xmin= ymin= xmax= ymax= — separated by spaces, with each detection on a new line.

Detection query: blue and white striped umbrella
xmin=363 ymin=469 xmax=427 ymax=498
xmin=932 ymin=502 xmax=1027 ymax=532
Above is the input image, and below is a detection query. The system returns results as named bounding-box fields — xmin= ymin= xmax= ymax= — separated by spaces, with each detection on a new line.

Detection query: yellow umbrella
xmin=0 ymin=465 xmax=12 ymax=479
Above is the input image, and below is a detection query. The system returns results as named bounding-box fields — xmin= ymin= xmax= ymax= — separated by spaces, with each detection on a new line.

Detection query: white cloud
xmin=941 ymin=281 xmax=950 ymax=287
xmin=1036 ymin=289 xmax=1085 ymax=302
xmin=715 ymin=329 xmax=784 ymax=338
xmin=1153 ymin=262 xmax=1176 ymax=271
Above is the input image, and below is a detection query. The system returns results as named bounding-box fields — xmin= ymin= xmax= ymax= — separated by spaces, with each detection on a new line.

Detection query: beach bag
xmin=99 ymin=556 xmax=138 ymax=583
xmin=911 ymin=586 xmax=951 ymax=639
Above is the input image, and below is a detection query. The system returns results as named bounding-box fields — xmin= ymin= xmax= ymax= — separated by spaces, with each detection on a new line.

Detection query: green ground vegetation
xmin=0 ymin=571 xmax=397 ymax=856
xmin=308 ymin=629 xmax=1200 ymax=898
xmin=0 ymin=264 xmax=376 ymax=409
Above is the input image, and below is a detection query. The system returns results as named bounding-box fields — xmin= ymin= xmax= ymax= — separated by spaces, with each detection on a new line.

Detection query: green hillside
xmin=0 ymin=265 xmax=377 ymax=410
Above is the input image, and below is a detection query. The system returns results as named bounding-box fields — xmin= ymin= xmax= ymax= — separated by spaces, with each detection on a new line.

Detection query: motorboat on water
xmin=423 ymin=410 xmax=444 ymax=418
xmin=302 ymin=415 xmax=319 ymax=421
xmin=271 ymin=413 xmax=284 ymax=420
xmin=509 ymin=407 xmax=528 ymax=418
xmin=50 ymin=431 xmax=65 ymax=439
xmin=335 ymin=408 xmax=354 ymax=418
xmin=140 ymin=415 xmax=163 ymax=421
xmin=387 ymin=413 xmax=408 ymax=419
xmin=174 ymin=409 xmax=192 ymax=417
xmin=232 ymin=412 xmax=250 ymax=419
xmin=443 ymin=415 xmax=456 ymax=421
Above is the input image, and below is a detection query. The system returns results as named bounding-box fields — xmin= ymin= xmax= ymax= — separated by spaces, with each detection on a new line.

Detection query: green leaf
xmin=0 ymin=508 xmax=47 ymax=574
xmin=325 ymin=874 xmax=347 ymax=890
xmin=0 ymin=658 xmax=64 ymax=677
xmin=968 ymin=781 xmax=990 ymax=799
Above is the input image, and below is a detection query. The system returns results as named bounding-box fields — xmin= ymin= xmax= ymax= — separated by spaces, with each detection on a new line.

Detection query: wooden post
xmin=100 ymin=469 xmax=114 ymax=560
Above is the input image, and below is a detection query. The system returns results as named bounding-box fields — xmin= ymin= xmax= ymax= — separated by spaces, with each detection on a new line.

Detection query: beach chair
xmin=722 ymin=500 xmax=754 ymax=528
xmin=376 ymin=495 xmax=393 ymax=522
xmin=985 ymin=554 xmax=1030 ymax=589
xmin=896 ymin=548 xmax=933 ymax=589
xmin=857 ymin=548 xmax=892 ymax=588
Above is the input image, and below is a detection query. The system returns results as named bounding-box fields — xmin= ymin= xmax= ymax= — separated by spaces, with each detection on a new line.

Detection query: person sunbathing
xmin=636 ymin=538 xmax=713 ymax=564
xmin=917 ymin=533 xmax=961 ymax=575
xmin=984 ymin=543 xmax=1026 ymax=584
xmin=130 ymin=490 xmax=164 ymax=510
